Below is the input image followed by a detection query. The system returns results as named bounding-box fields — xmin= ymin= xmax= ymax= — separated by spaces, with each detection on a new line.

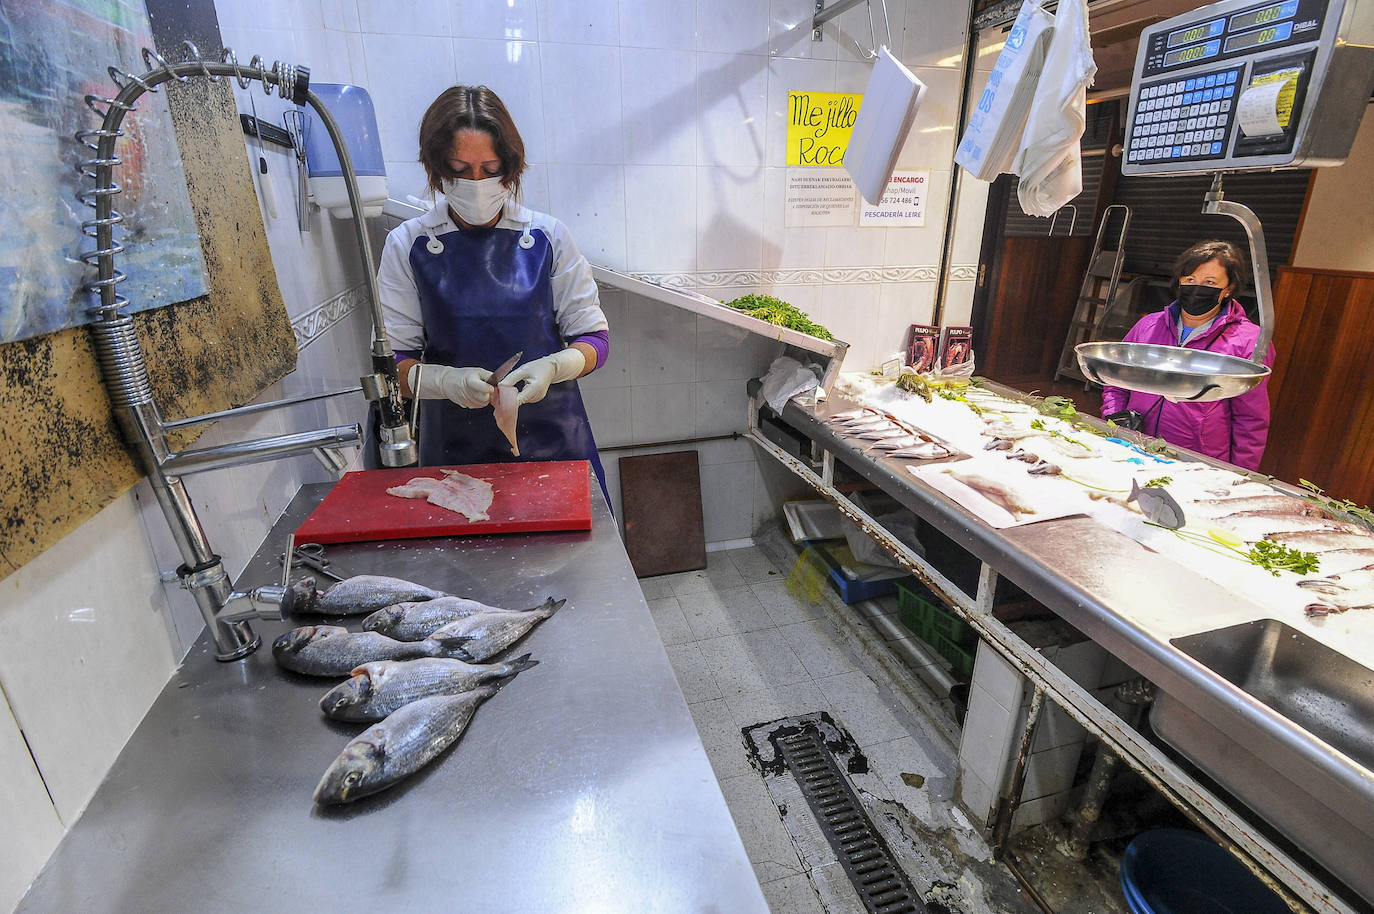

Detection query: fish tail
xmin=1128 ymin=478 xmax=1141 ymax=504
xmin=431 ymin=633 xmax=474 ymax=658
xmin=538 ymin=597 xmax=567 ymax=617
xmin=505 ymin=653 xmax=540 ymax=675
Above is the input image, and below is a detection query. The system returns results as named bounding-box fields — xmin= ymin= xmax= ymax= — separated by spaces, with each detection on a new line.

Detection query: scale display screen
xmin=1167 ymin=17 xmax=1226 ymax=48
xmin=1224 ymin=20 xmax=1294 ymax=53
xmin=1229 ymin=0 xmax=1299 ymax=33
xmin=1164 ymin=38 xmax=1222 ymax=67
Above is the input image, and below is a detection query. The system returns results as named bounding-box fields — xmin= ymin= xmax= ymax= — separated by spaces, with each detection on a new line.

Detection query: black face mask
xmin=1177 ymin=284 xmax=1224 ymax=316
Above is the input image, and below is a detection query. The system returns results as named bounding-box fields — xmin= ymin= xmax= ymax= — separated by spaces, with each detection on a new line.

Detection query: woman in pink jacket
xmin=1099 ymin=240 xmax=1274 ymax=470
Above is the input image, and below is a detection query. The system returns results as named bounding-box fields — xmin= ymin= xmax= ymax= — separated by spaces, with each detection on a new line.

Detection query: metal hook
xmin=850 ymin=0 xmax=892 ymax=60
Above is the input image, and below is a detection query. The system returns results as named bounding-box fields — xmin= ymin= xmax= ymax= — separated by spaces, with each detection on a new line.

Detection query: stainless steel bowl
xmin=1075 ymin=341 xmax=1270 ymax=402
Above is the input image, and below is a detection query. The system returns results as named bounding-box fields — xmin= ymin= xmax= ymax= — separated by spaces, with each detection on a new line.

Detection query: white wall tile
xmin=625 ymin=165 xmax=696 ymax=272
xmin=361 ymin=34 xmax=455 ymax=163
xmin=696 ymin=52 xmax=769 ymax=169
xmin=625 ymin=298 xmax=697 ymax=386
xmin=696 ymin=167 xmax=766 ymax=270
xmin=622 ymin=48 xmax=699 ymax=166
xmin=453 ymin=38 xmax=547 ymax=166
xmin=357 ymin=0 xmax=448 ymax=35
xmin=453 ymin=0 xmax=539 ymax=40
xmin=878 ymin=280 xmax=936 ymax=352
xmin=760 ymin=167 xmax=828 ymax=270
xmin=902 ymin=3 xmax=968 ymax=69
xmin=583 ymin=385 xmax=633 ymax=447
xmin=631 ymin=382 xmax=697 ymax=441
xmin=820 ymin=281 xmax=882 ymax=371
xmin=697 ymin=315 xmax=779 ymax=381
xmin=894 ymin=67 xmax=962 ymax=168
xmin=345 ymin=30 xmax=368 ymax=84
xmin=621 ymin=0 xmax=696 ymax=50
xmin=539 ymin=0 xmax=619 ymax=45
xmin=322 ymin=0 xmax=360 ymax=32
xmin=217 ymin=0 xmax=293 ymax=33
xmin=696 ymin=377 xmax=750 ymax=437
xmin=222 ymin=27 xmax=298 ymax=71
xmin=769 ymin=0 xmax=822 ymax=59
xmin=547 ymin=163 xmax=627 ymax=269
xmin=386 ymin=161 xmax=430 ymax=203
xmin=942 ymin=278 xmax=976 ymax=326
xmin=520 ymin=162 xmax=551 ymax=213
xmin=697 ymin=0 xmax=770 ymax=55
xmin=701 ymin=462 xmax=758 ymax=542
xmin=0 ymin=690 xmax=64 ymax=913
xmin=540 ymin=43 xmax=624 ymax=164
xmin=958 ymin=766 xmax=998 ymax=825
xmin=950 ymin=169 xmax=991 ymax=265
xmin=959 ymin=682 xmax=1018 ymax=792
xmin=581 ymin=288 xmax=631 ymax=387
xmin=295 ymin=27 xmax=353 ymax=84
xmin=765 ymin=56 xmax=837 ymax=168
xmin=0 ymin=493 xmax=178 ymax=824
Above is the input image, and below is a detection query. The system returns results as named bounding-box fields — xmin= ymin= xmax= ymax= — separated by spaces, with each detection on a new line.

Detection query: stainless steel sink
xmin=1152 ymin=619 xmax=1374 ymax=905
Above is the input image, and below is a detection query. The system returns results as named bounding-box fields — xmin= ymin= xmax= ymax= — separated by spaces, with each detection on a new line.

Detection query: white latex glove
xmin=408 ymin=363 xmax=494 ymax=409
xmin=502 ymin=349 xmax=586 ymax=406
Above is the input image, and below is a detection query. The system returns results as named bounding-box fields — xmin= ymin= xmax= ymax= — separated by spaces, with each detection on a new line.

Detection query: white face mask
xmin=443 ymin=175 xmax=509 ymax=225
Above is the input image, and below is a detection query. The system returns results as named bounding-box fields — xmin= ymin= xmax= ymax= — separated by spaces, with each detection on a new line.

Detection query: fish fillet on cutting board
xmin=294 ymin=462 xmax=593 ymax=544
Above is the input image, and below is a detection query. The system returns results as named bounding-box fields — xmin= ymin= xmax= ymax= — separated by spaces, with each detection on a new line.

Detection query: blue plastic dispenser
xmin=303 ymin=84 xmax=388 ymax=218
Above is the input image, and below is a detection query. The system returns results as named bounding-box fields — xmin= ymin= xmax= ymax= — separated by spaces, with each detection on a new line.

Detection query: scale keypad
xmin=1126 ymin=66 xmax=1241 ymax=164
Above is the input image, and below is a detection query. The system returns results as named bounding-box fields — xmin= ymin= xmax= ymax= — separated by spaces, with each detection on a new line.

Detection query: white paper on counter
xmin=908 ymin=459 xmax=1089 ymax=529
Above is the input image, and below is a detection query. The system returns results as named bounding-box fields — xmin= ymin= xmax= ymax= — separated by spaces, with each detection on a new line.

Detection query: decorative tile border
xmin=602 ymin=264 xmax=980 ymax=293
xmin=291 ymin=283 xmax=367 ymax=351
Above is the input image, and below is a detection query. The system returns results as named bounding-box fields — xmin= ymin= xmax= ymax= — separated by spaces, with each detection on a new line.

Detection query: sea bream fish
xmin=430 ymin=600 xmax=566 ymax=663
xmin=1193 ymin=495 xmax=1332 ymax=518
xmin=320 ymin=654 xmax=538 ymax=722
xmin=1262 ymin=530 xmax=1374 ymax=553
xmin=272 ymin=625 xmax=473 ymax=677
xmin=296 ymin=574 xmax=449 ymax=616
xmin=313 ymin=686 xmax=498 ymax=805
xmin=386 ymin=469 xmax=494 ymax=522
xmin=363 ymin=596 xmax=565 ymax=641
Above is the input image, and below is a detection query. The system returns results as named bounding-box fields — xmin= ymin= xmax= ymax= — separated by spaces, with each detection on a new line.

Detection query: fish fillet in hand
xmin=386 ymin=470 xmax=494 ymax=522
xmin=491 ymin=384 xmax=519 ymax=456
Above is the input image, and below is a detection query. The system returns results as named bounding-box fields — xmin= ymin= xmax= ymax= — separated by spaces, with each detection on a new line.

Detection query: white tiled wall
xmin=2 ymin=1 xmax=979 ymax=906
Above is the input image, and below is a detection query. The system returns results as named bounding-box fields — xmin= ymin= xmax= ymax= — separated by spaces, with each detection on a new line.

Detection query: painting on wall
xmin=0 ymin=0 xmax=207 ymax=344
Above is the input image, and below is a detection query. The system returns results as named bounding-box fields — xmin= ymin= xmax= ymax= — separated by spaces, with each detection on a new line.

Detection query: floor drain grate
xmin=777 ymin=724 xmax=929 ymax=914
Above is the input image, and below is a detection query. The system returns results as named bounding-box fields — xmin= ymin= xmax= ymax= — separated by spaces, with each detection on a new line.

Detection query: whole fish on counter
xmin=320 ymin=654 xmax=538 ymax=722
xmin=313 ymin=686 xmax=499 ymax=804
xmin=1262 ymin=530 xmax=1374 ymax=554
xmin=887 ymin=441 xmax=952 ymax=460
xmin=943 ymin=467 xmax=1038 ymax=519
xmin=272 ymin=625 xmax=472 ymax=677
xmin=363 ymin=596 xmax=565 ymax=641
xmin=430 ymin=600 xmax=566 ymax=663
xmin=1296 ymin=564 xmax=1374 ymax=597
xmin=1193 ymin=494 xmax=1333 ymax=518
xmin=295 ymin=574 xmax=448 ymax=616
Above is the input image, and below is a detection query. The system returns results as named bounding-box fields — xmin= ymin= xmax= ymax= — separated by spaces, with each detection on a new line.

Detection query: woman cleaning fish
xmin=376 ymin=85 xmax=609 ymax=496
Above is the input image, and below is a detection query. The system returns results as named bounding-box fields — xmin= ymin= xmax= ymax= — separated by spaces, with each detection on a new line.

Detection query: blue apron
xmin=408 ymin=221 xmax=606 ymax=495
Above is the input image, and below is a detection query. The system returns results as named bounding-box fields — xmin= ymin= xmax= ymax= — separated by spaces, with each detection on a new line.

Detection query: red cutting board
xmin=293 ymin=461 xmax=592 ymax=544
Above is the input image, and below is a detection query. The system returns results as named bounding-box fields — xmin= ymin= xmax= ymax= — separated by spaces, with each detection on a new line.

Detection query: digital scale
xmin=1122 ymin=0 xmax=1374 ymax=175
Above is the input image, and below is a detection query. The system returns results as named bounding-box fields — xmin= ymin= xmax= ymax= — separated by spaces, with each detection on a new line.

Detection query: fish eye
xmin=344 ymin=771 xmax=361 ymax=786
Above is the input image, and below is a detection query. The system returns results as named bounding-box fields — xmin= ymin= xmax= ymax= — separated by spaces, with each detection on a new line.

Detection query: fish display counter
xmin=748 ymin=373 xmax=1374 ymax=914
xmin=17 ymin=482 xmax=768 ymax=913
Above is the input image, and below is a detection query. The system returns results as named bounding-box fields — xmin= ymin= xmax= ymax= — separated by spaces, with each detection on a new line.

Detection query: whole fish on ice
xmin=1296 ymin=564 xmax=1374 ymax=596
xmin=320 ymin=654 xmax=538 ymax=722
xmin=296 ymin=574 xmax=448 ymax=616
xmin=363 ymin=596 xmax=564 ymax=641
xmin=313 ymin=687 xmax=498 ymax=804
xmin=942 ymin=467 xmax=1038 ymax=519
xmin=430 ymin=600 xmax=566 ymax=663
xmin=272 ymin=625 xmax=472 ymax=677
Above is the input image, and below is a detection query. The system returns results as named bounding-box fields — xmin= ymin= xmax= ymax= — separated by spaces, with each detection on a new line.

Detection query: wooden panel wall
xmin=980 ymin=235 xmax=1093 ymax=383
xmin=1262 ymin=267 xmax=1374 ymax=505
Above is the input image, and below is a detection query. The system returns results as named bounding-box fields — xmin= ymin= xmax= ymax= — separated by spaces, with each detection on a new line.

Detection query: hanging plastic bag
xmin=1013 ymin=0 xmax=1097 ymax=217
xmin=953 ymin=0 xmax=1055 ymax=182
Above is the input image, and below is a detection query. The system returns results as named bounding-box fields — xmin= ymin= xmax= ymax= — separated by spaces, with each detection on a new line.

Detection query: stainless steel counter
xmin=19 ymin=483 xmax=767 ymax=913
xmin=753 ymin=386 xmax=1374 ymax=913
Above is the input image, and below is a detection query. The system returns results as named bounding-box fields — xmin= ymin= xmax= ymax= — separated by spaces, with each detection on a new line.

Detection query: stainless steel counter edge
xmin=19 ymin=481 xmax=769 ymax=914
xmin=770 ymin=396 xmax=1374 ymax=829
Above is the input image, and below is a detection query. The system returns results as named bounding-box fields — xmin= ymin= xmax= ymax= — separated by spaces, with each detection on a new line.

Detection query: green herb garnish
xmin=1030 ymin=418 xmax=1090 ymax=449
xmin=1297 ymin=479 xmax=1374 ymax=532
xmin=1144 ymin=476 xmax=1173 ymax=488
xmin=724 ymin=294 xmax=834 ymax=340
xmin=1154 ymin=524 xmax=1321 ymax=577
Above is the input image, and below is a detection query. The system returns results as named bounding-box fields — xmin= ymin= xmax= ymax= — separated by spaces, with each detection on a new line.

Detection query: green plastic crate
xmin=896 ymin=581 xmax=977 ymax=678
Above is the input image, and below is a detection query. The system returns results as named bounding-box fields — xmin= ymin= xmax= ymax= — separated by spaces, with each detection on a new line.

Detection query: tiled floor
xmin=642 ymin=544 xmax=1040 ymax=914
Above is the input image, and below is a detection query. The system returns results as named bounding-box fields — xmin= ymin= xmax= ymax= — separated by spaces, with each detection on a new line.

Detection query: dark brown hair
xmin=418 ymin=86 xmax=526 ymax=198
xmin=1171 ymin=240 xmax=1247 ymax=297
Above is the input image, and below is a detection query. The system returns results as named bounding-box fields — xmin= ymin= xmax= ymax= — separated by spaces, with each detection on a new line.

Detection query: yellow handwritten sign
xmin=787 ymin=91 xmax=862 ymax=166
